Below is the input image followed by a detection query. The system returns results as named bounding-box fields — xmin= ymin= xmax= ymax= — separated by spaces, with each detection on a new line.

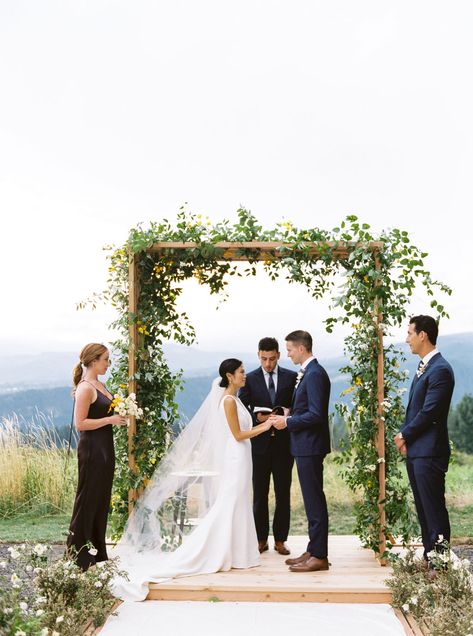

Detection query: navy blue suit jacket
xmin=401 ymin=353 xmax=454 ymax=458
xmin=239 ymin=366 xmax=297 ymax=455
xmin=286 ymin=358 xmax=331 ymax=457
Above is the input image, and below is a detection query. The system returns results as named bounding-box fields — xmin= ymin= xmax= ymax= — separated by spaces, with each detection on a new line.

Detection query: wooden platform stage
xmin=147 ymin=535 xmax=394 ymax=603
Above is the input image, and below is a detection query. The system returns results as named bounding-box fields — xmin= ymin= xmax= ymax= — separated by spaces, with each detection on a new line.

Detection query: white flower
xmin=402 ymin=603 xmax=409 ymax=612
xmin=52 ymin=632 xmax=61 ymax=636
xmin=62 ymin=560 xmax=72 ymax=569
xmin=4 ymin=608 xmax=13 ymax=615
xmin=56 ymin=615 xmax=64 ymax=624
xmin=377 ymin=457 xmax=385 ymax=464
xmin=100 ymin=571 xmax=108 ymax=580
xmin=382 ymin=400 xmax=392 ymax=410
xmin=0 ymin=561 xmax=6 ymax=568
xmin=15 ymin=631 xmax=26 ymax=636
xmin=365 ymin=464 xmax=376 ymax=472
xmin=33 ymin=543 xmax=47 ymax=557
xmin=33 ymin=567 xmax=43 ymax=573
xmin=36 ymin=596 xmax=47 ymax=605
xmin=36 ymin=609 xmax=45 ymax=617
xmin=19 ymin=601 xmax=28 ymax=610
xmin=40 ymin=629 xmax=49 ymax=636
xmin=26 ymin=564 xmax=33 ymax=572
xmin=8 ymin=547 xmax=20 ymax=559
xmin=437 ymin=534 xmax=444 ymax=543
xmin=295 ymin=369 xmax=305 ymax=387
xmin=10 ymin=572 xmax=21 ymax=585
xmin=88 ymin=547 xmax=98 ymax=556
xmin=94 ymin=580 xmax=103 ymax=588
xmin=410 ymin=596 xmax=418 ymax=605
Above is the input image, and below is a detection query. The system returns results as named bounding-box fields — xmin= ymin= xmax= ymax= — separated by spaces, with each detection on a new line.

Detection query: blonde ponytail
xmin=72 ymin=362 xmax=83 ymax=390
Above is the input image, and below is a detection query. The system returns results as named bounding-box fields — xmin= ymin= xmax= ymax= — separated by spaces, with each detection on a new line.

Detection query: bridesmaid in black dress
xmin=67 ymin=343 xmax=126 ymax=570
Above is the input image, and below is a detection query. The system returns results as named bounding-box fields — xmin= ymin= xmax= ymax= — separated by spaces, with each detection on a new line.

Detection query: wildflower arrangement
xmin=0 ymin=542 xmax=125 ymax=636
xmin=387 ymin=542 xmax=473 ymax=636
xmin=109 ymin=388 xmax=143 ymax=420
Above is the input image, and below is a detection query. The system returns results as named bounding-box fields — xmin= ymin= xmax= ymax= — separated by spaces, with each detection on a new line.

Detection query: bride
xmin=111 ymin=358 xmax=273 ymax=601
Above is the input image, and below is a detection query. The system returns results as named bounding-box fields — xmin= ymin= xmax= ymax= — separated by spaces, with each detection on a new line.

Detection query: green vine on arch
xmin=86 ymin=208 xmax=451 ymax=550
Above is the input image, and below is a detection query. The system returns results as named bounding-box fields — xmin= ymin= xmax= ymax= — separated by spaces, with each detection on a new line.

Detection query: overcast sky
xmin=1 ymin=1 xmax=472 ymax=360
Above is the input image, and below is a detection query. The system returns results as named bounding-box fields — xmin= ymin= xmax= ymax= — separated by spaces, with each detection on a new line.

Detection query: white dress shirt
xmin=421 ymin=349 xmax=439 ymax=367
xmin=300 ymin=355 xmax=315 ymax=371
xmin=262 ymin=365 xmax=278 ymax=392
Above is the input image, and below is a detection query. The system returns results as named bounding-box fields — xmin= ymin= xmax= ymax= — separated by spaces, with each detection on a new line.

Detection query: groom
xmin=394 ymin=315 xmax=454 ymax=564
xmin=269 ymin=330 xmax=331 ymax=572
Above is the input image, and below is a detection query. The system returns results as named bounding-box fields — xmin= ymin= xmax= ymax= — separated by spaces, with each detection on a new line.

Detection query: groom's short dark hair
xmin=285 ymin=330 xmax=313 ymax=353
xmin=258 ymin=337 xmax=279 ymax=352
xmin=409 ymin=315 xmax=439 ymax=345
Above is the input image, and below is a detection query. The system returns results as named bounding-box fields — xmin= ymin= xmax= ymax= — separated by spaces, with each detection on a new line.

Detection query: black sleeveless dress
xmin=67 ymin=387 xmax=115 ymax=570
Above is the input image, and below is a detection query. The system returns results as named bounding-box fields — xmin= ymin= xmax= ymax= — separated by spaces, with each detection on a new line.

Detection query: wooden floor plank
xmin=147 ymin=535 xmax=394 ymax=603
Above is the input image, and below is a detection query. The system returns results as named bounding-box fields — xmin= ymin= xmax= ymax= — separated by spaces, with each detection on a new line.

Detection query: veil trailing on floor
xmin=116 ymin=377 xmax=228 ymax=555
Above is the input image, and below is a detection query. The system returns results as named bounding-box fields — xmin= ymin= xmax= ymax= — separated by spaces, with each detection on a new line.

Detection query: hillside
xmin=0 ymin=332 xmax=471 ymax=428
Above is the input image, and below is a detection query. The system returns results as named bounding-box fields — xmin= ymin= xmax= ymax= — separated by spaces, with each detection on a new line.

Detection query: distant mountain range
xmin=0 ymin=333 xmax=472 ymax=429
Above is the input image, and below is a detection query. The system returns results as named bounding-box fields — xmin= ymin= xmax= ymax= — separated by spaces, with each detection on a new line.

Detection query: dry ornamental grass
xmin=0 ymin=416 xmax=77 ymax=520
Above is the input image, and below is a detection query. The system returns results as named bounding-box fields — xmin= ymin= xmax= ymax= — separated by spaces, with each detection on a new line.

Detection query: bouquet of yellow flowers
xmin=109 ymin=389 xmax=144 ymax=419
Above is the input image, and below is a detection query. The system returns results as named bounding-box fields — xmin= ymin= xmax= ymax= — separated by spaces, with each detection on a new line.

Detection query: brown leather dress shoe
xmin=285 ymin=551 xmax=310 ymax=566
xmin=274 ymin=541 xmax=290 ymax=556
xmin=258 ymin=540 xmax=269 ymax=553
xmin=289 ymin=556 xmax=329 ymax=572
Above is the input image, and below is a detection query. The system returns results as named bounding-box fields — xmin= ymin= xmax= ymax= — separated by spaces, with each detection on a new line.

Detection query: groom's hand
xmin=393 ymin=432 xmax=406 ymax=454
xmin=268 ymin=415 xmax=287 ymax=430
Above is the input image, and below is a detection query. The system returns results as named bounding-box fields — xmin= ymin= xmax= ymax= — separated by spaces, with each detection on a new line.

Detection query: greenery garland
xmin=85 ymin=209 xmax=451 ymax=549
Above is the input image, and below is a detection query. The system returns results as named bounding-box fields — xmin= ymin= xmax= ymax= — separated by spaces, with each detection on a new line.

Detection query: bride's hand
xmin=262 ymin=418 xmax=273 ymax=432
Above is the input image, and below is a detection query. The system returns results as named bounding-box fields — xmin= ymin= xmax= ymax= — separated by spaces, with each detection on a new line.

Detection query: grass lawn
xmin=0 ymin=513 xmax=71 ymax=543
xmin=1 ymin=453 xmax=472 ymax=544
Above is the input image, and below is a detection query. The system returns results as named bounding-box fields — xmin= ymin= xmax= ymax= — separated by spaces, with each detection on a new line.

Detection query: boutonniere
xmin=295 ymin=368 xmax=305 ymax=388
xmin=416 ymin=361 xmax=428 ymax=378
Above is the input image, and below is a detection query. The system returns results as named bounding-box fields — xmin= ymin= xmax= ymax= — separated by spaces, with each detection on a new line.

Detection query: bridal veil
xmin=115 ymin=377 xmax=228 ymax=555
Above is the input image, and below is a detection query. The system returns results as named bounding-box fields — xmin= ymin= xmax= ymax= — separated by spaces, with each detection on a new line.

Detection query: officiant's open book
xmin=253 ymin=405 xmax=285 ymax=415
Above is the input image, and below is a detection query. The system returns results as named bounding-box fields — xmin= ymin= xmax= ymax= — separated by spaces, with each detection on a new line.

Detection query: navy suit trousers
xmin=295 ymin=455 xmax=328 ymax=559
xmin=406 ymin=456 xmax=450 ymax=557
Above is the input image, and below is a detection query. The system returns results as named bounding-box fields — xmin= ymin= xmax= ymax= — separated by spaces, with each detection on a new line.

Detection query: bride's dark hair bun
xmin=218 ymin=358 xmax=243 ymax=387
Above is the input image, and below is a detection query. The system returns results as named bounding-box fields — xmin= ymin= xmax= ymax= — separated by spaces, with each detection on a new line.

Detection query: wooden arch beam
xmin=128 ymin=240 xmax=386 ymax=560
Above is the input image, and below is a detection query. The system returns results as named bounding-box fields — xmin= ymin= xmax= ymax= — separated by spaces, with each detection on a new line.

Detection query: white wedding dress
xmin=111 ymin=388 xmax=260 ymax=601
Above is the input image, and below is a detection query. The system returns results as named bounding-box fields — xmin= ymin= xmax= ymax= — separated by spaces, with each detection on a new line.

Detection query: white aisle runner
xmin=100 ymin=601 xmax=405 ymax=636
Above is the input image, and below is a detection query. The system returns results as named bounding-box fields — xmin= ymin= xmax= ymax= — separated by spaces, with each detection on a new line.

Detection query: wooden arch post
xmin=374 ymin=251 xmax=386 ymax=562
xmin=127 ymin=249 xmax=139 ymax=513
xmin=127 ymin=240 xmax=387 ymax=558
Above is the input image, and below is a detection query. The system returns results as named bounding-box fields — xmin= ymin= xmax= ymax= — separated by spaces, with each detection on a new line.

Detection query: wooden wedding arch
xmin=126 ymin=240 xmax=388 ymax=559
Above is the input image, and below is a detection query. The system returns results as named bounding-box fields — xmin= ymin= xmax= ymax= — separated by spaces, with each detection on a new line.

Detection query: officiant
xmin=239 ymin=337 xmax=297 ymax=555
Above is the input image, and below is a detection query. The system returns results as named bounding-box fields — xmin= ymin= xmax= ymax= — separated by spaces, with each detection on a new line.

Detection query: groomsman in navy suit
xmin=394 ymin=315 xmax=455 ymax=565
xmin=269 ymin=330 xmax=331 ymax=572
xmin=239 ymin=337 xmax=297 ymax=555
